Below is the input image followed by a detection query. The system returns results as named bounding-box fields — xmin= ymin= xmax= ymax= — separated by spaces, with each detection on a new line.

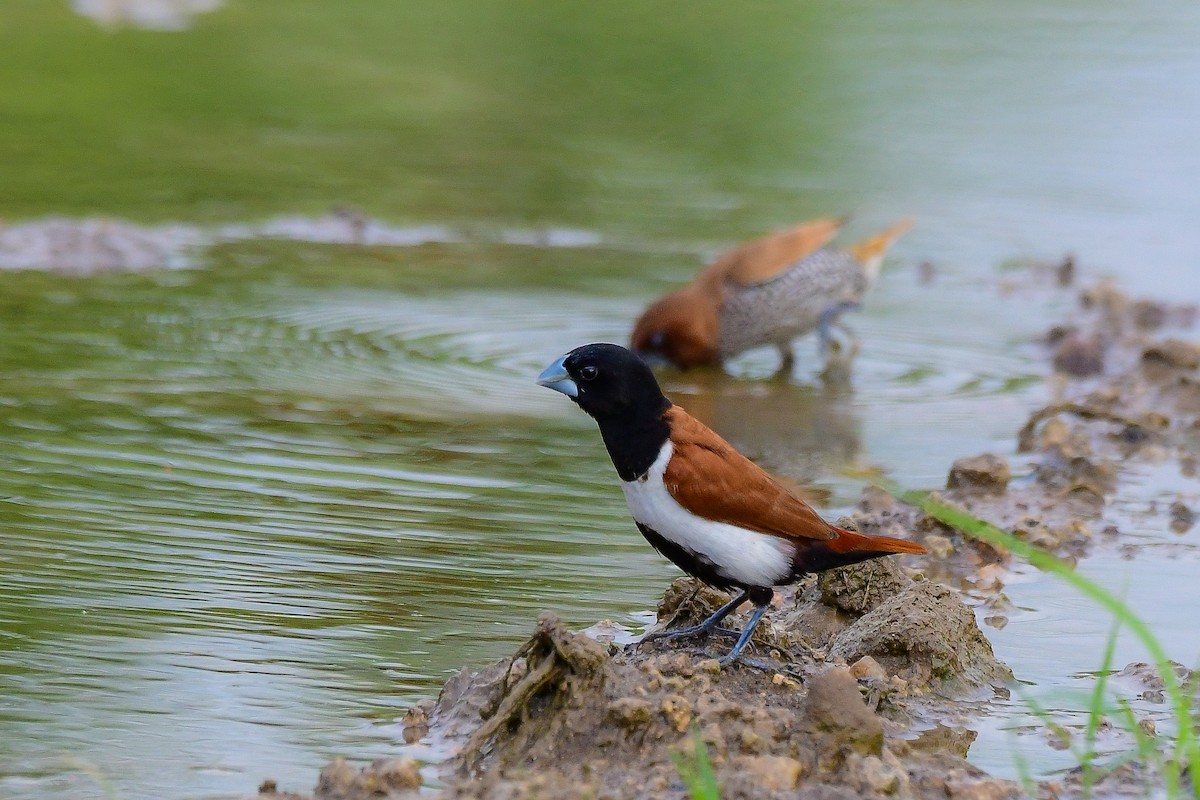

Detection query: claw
xmin=637 ymin=590 xmax=750 ymax=647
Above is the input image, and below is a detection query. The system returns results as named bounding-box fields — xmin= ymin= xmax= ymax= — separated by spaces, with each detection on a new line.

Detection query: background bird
xmin=631 ymin=217 xmax=913 ymax=372
xmin=537 ymin=343 xmax=926 ymax=665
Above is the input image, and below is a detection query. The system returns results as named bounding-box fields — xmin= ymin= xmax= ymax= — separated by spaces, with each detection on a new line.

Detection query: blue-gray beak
xmin=536 ymin=355 xmax=578 ymax=398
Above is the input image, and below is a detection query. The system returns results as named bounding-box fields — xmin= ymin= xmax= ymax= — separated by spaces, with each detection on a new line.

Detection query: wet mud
xmin=261 ymin=602 xmax=1017 ymax=800
xmin=257 ymin=278 xmax=1200 ymax=799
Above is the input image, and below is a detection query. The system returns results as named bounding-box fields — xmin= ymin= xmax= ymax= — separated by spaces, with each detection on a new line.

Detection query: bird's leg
xmin=817 ymin=302 xmax=861 ymax=355
xmin=718 ymin=600 xmax=772 ymax=666
xmin=777 ymin=344 xmax=796 ymax=375
xmin=639 ymin=590 xmax=750 ymax=644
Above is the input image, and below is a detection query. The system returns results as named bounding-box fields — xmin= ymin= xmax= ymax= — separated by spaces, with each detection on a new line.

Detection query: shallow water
xmin=2 ymin=3 xmax=1200 ymax=798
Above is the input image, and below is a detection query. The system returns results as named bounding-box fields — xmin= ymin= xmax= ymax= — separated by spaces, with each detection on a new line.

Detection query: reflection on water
xmin=3 ymin=2 xmax=1200 ymax=798
xmin=666 ymin=373 xmax=861 ymax=484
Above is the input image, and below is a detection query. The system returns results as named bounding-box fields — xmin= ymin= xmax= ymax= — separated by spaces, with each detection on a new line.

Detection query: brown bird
xmin=631 ymin=217 xmax=913 ymax=371
xmin=537 ymin=343 xmax=925 ymax=665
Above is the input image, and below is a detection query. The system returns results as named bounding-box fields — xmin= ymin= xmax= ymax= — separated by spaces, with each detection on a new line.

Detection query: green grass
xmin=672 ymin=728 xmax=722 ymax=800
xmin=906 ymin=490 xmax=1199 ymax=798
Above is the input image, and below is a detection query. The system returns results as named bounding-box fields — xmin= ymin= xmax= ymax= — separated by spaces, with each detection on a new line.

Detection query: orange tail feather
xmin=826 ymin=525 xmax=926 ymax=555
xmin=846 ymin=218 xmax=914 ymax=285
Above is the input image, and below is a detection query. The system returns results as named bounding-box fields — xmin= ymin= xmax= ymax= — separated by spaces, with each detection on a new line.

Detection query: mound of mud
xmin=261 ymin=561 xmax=1015 ymax=800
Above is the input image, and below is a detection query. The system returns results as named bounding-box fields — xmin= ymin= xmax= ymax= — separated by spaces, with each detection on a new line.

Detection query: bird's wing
xmin=701 ymin=217 xmax=845 ymax=288
xmin=661 ymin=406 xmax=837 ymax=541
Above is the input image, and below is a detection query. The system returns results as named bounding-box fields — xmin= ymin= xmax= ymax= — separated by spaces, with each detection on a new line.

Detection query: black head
xmin=537 ymin=343 xmax=670 ymax=422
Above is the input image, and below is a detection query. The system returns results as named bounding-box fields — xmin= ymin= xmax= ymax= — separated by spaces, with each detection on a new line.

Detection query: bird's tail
xmin=796 ymin=524 xmax=927 ymax=575
xmin=846 ymin=218 xmax=914 ymax=286
xmin=826 ymin=525 xmax=927 ymax=556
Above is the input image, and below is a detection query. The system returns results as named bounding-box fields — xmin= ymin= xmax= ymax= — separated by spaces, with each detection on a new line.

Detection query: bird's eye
xmin=579 ymin=365 xmax=599 ymax=381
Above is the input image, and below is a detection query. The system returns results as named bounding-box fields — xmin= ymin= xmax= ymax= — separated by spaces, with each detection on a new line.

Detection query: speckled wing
xmin=701 ymin=217 xmax=844 ymax=287
xmin=717 ymin=249 xmax=868 ymax=357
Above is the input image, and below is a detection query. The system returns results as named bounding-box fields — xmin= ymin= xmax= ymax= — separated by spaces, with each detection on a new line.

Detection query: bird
xmin=630 ymin=217 xmax=913 ymax=372
xmin=537 ymin=343 xmax=926 ymax=665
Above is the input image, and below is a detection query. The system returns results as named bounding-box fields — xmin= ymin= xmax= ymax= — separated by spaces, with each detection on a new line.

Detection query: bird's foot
xmin=717 ymin=650 xmax=744 ymax=668
xmin=712 ymin=651 xmax=805 ymax=679
xmin=636 ymin=590 xmax=751 ymax=649
xmin=638 ymin=626 xmax=706 ymax=645
xmin=639 ymin=623 xmax=738 ymax=645
xmin=817 ymin=302 xmax=861 ymax=355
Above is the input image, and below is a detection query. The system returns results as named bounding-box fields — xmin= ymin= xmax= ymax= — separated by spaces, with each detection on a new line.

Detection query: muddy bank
xmin=263 ymin=595 xmax=1016 ymax=800
xmin=846 ymin=279 xmax=1200 ymax=601
xmin=257 ymin=278 xmax=1200 ymax=799
xmin=0 ymin=213 xmax=619 ymax=274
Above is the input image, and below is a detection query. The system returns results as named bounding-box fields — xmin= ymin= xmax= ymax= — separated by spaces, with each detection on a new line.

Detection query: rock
xmin=731 ymin=754 xmax=804 ymax=791
xmin=858 ymin=484 xmax=899 ymax=514
xmin=1056 ymin=255 xmax=1076 ymax=287
xmin=908 ymin=725 xmax=978 ymax=758
xmin=655 ymin=577 xmax=735 ymax=626
xmin=974 ymin=563 xmax=1006 ymax=592
xmin=947 ymin=454 xmax=1011 ymax=495
xmin=1053 ymin=333 xmax=1106 ymax=377
xmin=1143 ymin=339 xmax=1200 ymax=370
xmin=1169 ymin=500 xmax=1195 ymax=533
xmin=772 ymin=672 xmax=801 ymax=689
xmin=922 ymin=533 xmax=954 ymax=560
xmin=803 ymin=667 xmax=884 ymax=756
xmin=401 ymin=699 xmax=432 ymax=744
xmin=660 ymin=694 xmax=692 ymax=733
xmin=313 ymin=758 xmax=357 ymax=799
xmin=944 ymin=774 xmax=1023 ymax=800
xmin=1115 ymin=660 xmax=1191 ymax=693
xmin=829 ymin=583 xmax=1012 ymax=693
xmin=818 ymin=558 xmax=914 ymax=616
xmin=849 ymin=656 xmax=887 ymax=682
xmin=607 ymin=697 xmax=653 ymax=729
xmin=844 ymin=751 xmax=908 ymax=795
xmin=257 ymin=779 xmax=310 ymax=800
xmin=1045 ymin=723 xmax=1071 ymax=750
xmin=1131 ymin=299 xmax=1168 ymax=330
xmin=310 ymin=757 xmax=422 ymax=799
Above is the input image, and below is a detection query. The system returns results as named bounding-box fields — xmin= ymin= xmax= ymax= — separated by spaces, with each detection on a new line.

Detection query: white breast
xmin=621 ymin=441 xmax=793 ymax=588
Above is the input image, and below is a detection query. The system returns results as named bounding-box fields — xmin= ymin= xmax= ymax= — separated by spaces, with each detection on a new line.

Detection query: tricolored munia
xmin=538 ymin=343 xmax=925 ymax=665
